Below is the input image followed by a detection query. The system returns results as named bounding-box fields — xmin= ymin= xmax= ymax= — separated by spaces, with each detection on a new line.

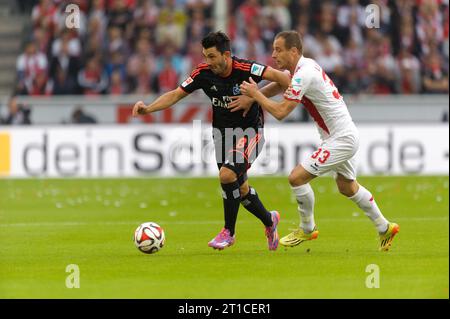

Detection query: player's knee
xmin=337 ymin=184 xmax=351 ymax=197
xmin=239 ymin=183 xmax=249 ymax=196
xmin=337 ymin=181 xmax=358 ymax=197
xmin=219 ymin=167 xmax=237 ymax=184
xmin=288 ymin=171 xmax=304 ymax=187
xmin=289 ymin=165 xmax=315 ymax=187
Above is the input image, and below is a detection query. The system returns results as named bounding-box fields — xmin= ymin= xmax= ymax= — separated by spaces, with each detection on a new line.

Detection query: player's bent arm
xmin=228 ymin=68 xmax=289 ymax=113
xmin=259 ymin=82 xmax=284 ymax=98
xmin=228 ymin=82 xmax=282 ymax=114
xmin=252 ymin=91 xmax=298 ymax=121
xmin=262 ymin=67 xmax=291 ymax=92
xmin=234 ymin=81 xmax=284 ymax=110
xmin=138 ymin=87 xmax=189 ymax=115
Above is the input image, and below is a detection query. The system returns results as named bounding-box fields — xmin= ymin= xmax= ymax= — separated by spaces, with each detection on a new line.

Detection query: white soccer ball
xmin=134 ymin=222 xmax=165 ymax=254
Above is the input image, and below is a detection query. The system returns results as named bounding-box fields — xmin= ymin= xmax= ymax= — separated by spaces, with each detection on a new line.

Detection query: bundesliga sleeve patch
xmin=181 ymin=77 xmax=193 ymax=88
xmin=250 ymin=63 xmax=265 ymax=77
xmin=289 ymin=76 xmax=302 ymax=93
xmin=284 ymin=85 xmax=302 ymax=101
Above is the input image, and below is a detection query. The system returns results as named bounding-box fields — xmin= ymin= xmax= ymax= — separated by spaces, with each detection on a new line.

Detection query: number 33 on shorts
xmin=311 ymin=147 xmax=330 ymax=164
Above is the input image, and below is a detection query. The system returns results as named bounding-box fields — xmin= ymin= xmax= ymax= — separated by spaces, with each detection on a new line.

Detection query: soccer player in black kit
xmin=132 ymin=31 xmax=290 ymax=251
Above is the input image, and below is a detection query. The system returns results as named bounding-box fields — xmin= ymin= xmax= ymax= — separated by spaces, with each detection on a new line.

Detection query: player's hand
xmin=240 ymin=77 xmax=259 ymax=98
xmin=228 ymin=95 xmax=253 ymax=117
xmin=132 ymin=101 xmax=148 ymax=116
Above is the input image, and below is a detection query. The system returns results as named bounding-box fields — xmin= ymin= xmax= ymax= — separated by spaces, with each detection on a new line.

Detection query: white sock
xmin=291 ymin=184 xmax=315 ymax=233
xmin=349 ymin=185 xmax=389 ymax=233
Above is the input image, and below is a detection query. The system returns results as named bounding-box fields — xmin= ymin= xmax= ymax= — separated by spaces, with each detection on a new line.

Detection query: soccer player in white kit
xmin=237 ymin=31 xmax=399 ymax=251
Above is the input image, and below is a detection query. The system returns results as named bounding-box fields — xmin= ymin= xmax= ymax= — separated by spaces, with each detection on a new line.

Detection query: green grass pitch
xmin=0 ymin=176 xmax=448 ymax=298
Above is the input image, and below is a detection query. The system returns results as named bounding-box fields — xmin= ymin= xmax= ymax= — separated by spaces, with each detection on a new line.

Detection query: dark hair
xmin=275 ymin=31 xmax=303 ymax=54
xmin=201 ymin=31 xmax=231 ymax=54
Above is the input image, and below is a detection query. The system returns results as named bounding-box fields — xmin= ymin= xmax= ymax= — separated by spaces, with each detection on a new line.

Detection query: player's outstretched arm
xmin=240 ymin=77 xmax=297 ymax=121
xmin=132 ymin=87 xmax=189 ymax=116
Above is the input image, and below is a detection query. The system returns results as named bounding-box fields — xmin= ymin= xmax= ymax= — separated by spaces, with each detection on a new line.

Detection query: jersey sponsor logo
xmin=181 ymin=77 xmax=193 ymax=88
xmin=232 ymin=84 xmax=240 ymax=95
xmin=250 ymin=63 xmax=264 ymax=76
xmin=212 ymin=96 xmax=232 ymax=109
xmin=210 ymin=85 xmax=218 ymax=91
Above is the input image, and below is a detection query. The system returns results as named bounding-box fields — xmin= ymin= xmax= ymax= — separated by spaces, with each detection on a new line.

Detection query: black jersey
xmin=179 ymin=56 xmax=268 ymax=132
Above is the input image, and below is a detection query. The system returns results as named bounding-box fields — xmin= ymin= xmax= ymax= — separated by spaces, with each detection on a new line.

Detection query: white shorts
xmin=302 ymin=133 xmax=359 ymax=180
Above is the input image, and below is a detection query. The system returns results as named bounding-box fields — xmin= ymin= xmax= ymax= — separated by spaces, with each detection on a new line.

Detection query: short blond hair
xmin=275 ymin=31 xmax=303 ymax=55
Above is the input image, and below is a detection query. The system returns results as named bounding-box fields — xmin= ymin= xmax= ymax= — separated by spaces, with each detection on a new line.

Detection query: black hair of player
xmin=201 ymin=31 xmax=231 ymax=54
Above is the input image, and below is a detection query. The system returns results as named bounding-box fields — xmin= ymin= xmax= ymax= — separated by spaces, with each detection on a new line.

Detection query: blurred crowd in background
xmin=13 ymin=0 xmax=450 ymax=97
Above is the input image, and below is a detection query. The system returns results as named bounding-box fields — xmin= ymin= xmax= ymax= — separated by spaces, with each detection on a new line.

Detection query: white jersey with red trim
xmin=284 ymin=56 xmax=357 ymax=140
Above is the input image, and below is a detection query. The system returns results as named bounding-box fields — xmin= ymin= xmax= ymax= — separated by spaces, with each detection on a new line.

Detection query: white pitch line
xmin=0 ymin=216 xmax=448 ymax=228
xmin=0 ymin=220 xmax=224 ymax=227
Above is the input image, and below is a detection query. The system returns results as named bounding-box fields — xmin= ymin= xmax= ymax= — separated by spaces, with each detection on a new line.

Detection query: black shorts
xmin=214 ymin=128 xmax=265 ymax=185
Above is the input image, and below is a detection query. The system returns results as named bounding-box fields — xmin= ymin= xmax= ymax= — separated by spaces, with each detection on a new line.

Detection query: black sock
xmin=240 ymin=187 xmax=273 ymax=227
xmin=221 ymin=181 xmax=241 ymax=236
